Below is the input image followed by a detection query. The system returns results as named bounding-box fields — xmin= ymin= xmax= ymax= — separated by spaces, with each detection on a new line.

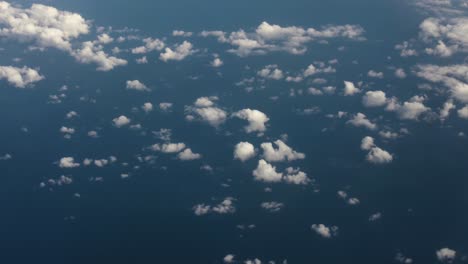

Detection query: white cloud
xmin=368 ymin=70 xmax=384 ymax=79
xmin=195 ymin=107 xmax=227 ymax=127
xmin=234 ymin=142 xmax=256 ymax=162
xmin=223 ymin=254 xmax=235 ymax=263
xmin=113 ymin=115 xmax=131 ymax=127
xmin=59 ymin=157 xmax=80 ymax=168
xmin=131 ymin=37 xmax=165 ymax=54
xmin=201 ymin=21 xmax=365 ymax=56
xmin=343 ymin=81 xmax=361 ymax=96
xmin=0 ymin=66 xmax=44 ymax=88
xmin=97 ymin=33 xmax=113 ymax=44
xmin=347 ymin=113 xmax=377 ymax=130
xmin=193 ymin=197 xmax=236 ymax=215
xmin=159 ymin=102 xmax=173 ymax=111
xmin=72 ymin=41 xmax=127 ymax=71
xmin=210 ymin=57 xmax=223 ymax=67
xmin=151 ymin=143 xmax=186 ymax=153
xmin=361 ymin=136 xmax=393 ymax=164
xmin=142 ymin=102 xmax=153 ymax=113
xmin=260 ymin=140 xmax=305 ymax=162
xmin=177 ymin=148 xmax=201 ymax=160
xmin=252 ymin=159 xmax=283 ymax=182
xmin=397 ymin=101 xmax=430 ymax=120
xmin=257 ymin=64 xmax=284 ymax=80
xmin=159 ymin=41 xmax=195 ymax=62
xmin=419 ymin=17 xmax=468 ymax=57
xmin=457 ymin=105 xmax=468 ymax=118
xmin=362 ymin=91 xmax=387 ymax=107
xmin=436 ymin=248 xmax=456 ymax=263
xmin=395 ymin=68 xmax=407 ymax=78
xmin=284 ymin=167 xmax=310 ymax=185
xmin=172 ymin=30 xmax=193 ymax=37
xmin=126 ymin=80 xmax=148 ymax=91
xmin=261 ymin=201 xmax=284 ymax=212
xmin=439 ymin=99 xmax=455 ymax=121
xmin=311 ymin=224 xmax=338 ymax=238
xmin=232 ymin=109 xmax=269 ymax=133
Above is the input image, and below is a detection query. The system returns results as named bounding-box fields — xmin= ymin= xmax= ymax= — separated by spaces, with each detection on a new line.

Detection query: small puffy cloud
xmin=311 ymin=224 xmax=338 ymax=238
xmin=195 ymin=107 xmax=227 ymax=127
xmin=177 ymin=148 xmax=201 ymax=160
xmin=193 ymin=197 xmax=236 ymax=215
xmin=457 ymin=105 xmax=468 ymax=118
xmin=72 ymin=41 xmax=127 ymax=71
xmin=59 ymin=157 xmax=80 ymax=168
xmin=362 ymin=91 xmax=387 ymax=107
xmin=159 ymin=102 xmax=173 ymax=111
xmin=234 ymin=142 xmax=256 ymax=162
xmin=142 ymin=102 xmax=153 ymax=113
xmin=194 ymin=96 xmax=216 ymax=107
xmin=261 ymin=201 xmax=284 ymax=212
xmin=97 ymin=33 xmax=113 ymax=44
xmin=343 ymin=81 xmax=361 ymax=96
xmin=419 ymin=17 xmax=468 ymax=57
xmin=113 ymin=115 xmax=131 ymax=127
xmin=252 ymin=159 xmax=283 ymax=182
xmin=436 ymin=248 xmax=456 ymax=263
xmin=439 ymin=99 xmax=455 ymax=121
xmin=0 ymin=153 xmax=12 ymax=160
xmin=210 ymin=57 xmax=223 ymax=67
xmin=369 ymin=212 xmax=383 ymax=222
xmin=223 ymin=254 xmax=235 ymax=263
xmin=126 ymin=80 xmax=148 ymax=91
xmin=283 ymin=167 xmax=310 ymax=185
xmin=159 ymin=41 xmax=195 ymax=62
xmin=395 ymin=68 xmax=407 ymax=78
xmin=172 ymin=30 xmax=193 ymax=37
xmin=397 ymin=101 xmax=430 ymax=120
xmin=347 ymin=113 xmax=377 ymax=130
xmin=361 ymin=136 xmax=393 ymax=164
xmin=131 ymin=38 xmax=165 ymax=54
xmin=367 ymin=70 xmax=384 ymax=79
xmin=0 ymin=66 xmax=44 ymax=88
xmin=151 ymin=143 xmax=186 ymax=153
xmin=260 ymin=140 xmax=305 ymax=162
xmin=257 ymin=64 xmax=284 ymax=80
xmin=232 ymin=109 xmax=269 ymax=133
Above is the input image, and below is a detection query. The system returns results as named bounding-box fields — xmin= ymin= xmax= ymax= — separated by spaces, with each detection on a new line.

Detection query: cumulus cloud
xmin=142 ymin=102 xmax=153 ymax=113
xmin=72 ymin=41 xmax=127 ymax=71
xmin=343 ymin=81 xmax=361 ymax=96
xmin=151 ymin=143 xmax=186 ymax=153
xmin=419 ymin=17 xmax=468 ymax=57
xmin=201 ymin=21 xmax=365 ymax=56
xmin=126 ymin=80 xmax=148 ymax=91
xmin=234 ymin=142 xmax=256 ymax=162
xmin=347 ymin=113 xmax=377 ymax=130
xmin=436 ymin=248 xmax=456 ymax=263
xmin=362 ymin=91 xmax=387 ymax=107
xmin=360 ymin=136 xmax=393 ymax=164
xmin=193 ymin=197 xmax=236 ymax=215
xmin=188 ymin=97 xmax=227 ymax=127
xmin=232 ymin=109 xmax=269 ymax=133
xmin=252 ymin=159 xmax=283 ymax=182
xmin=311 ymin=224 xmax=338 ymax=238
xmin=177 ymin=148 xmax=201 ymax=160
xmin=283 ymin=167 xmax=310 ymax=185
xmin=113 ymin=115 xmax=131 ymax=127
xmin=367 ymin=70 xmax=384 ymax=79
xmin=458 ymin=105 xmax=468 ymax=118
xmin=159 ymin=41 xmax=195 ymax=62
xmin=0 ymin=66 xmax=44 ymax=88
xmin=131 ymin=37 xmax=165 ymax=54
xmin=257 ymin=64 xmax=284 ymax=80
xmin=260 ymin=140 xmax=305 ymax=162
xmin=59 ymin=157 xmax=80 ymax=168
xmin=261 ymin=201 xmax=284 ymax=212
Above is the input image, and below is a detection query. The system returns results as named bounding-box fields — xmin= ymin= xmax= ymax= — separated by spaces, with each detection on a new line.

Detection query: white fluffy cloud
xmin=360 ymin=136 xmax=393 ymax=164
xmin=436 ymin=248 xmax=456 ymax=263
xmin=260 ymin=140 xmax=305 ymax=162
xmin=252 ymin=159 xmax=283 ymax=182
xmin=419 ymin=17 xmax=468 ymax=57
xmin=311 ymin=224 xmax=338 ymax=238
xmin=261 ymin=201 xmax=284 ymax=212
xmin=126 ymin=80 xmax=148 ymax=91
xmin=343 ymin=81 xmax=361 ymax=96
xmin=234 ymin=142 xmax=256 ymax=162
xmin=201 ymin=21 xmax=365 ymax=56
xmin=159 ymin=41 xmax=195 ymax=62
xmin=72 ymin=41 xmax=127 ymax=71
xmin=142 ymin=102 xmax=153 ymax=113
xmin=193 ymin=197 xmax=236 ymax=215
xmin=347 ymin=113 xmax=377 ymax=130
xmin=113 ymin=115 xmax=131 ymax=127
xmin=458 ymin=105 xmax=468 ymax=118
xmin=362 ymin=91 xmax=387 ymax=107
xmin=189 ymin=97 xmax=227 ymax=127
xmin=131 ymin=37 xmax=165 ymax=54
xmin=0 ymin=66 xmax=44 ymax=88
xmin=177 ymin=148 xmax=201 ymax=160
xmin=59 ymin=157 xmax=80 ymax=168
xmin=232 ymin=109 xmax=269 ymax=133
xmin=257 ymin=64 xmax=284 ymax=80
xmin=151 ymin=143 xmax=186 ymax=153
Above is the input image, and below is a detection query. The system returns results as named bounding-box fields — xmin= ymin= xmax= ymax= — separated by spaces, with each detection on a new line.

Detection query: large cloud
xmin=0 ymin=66 xmax=44 ymax=88
xmin=234 ymin=142 xmax=256 ymax=162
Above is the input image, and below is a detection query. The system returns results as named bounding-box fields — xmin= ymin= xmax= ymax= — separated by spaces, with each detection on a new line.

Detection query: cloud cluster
xmin=0 ymin=66 xmax=44 ymax=88
xmin=360 ymin=136 xmax=393 ymax=164
xmin=232 ymin=109 xmax=269 ymax=133
xmin=193 ymin=197 xmax=236 ymax=215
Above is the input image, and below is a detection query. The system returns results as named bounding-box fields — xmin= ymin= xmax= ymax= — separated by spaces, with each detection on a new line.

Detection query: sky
xmin=0 ymin=0 xmax=467 ymax=263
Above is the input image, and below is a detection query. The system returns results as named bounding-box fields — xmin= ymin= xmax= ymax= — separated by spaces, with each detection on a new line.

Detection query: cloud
xmin=395 ymin=68 xmax=407 ymax=78
xmin=142 ymin=102 xmax=153 ymax=113
xmin=360 ymin=136 xmax=393 ymax=164
xmin=347 ymin=113 xmax=377 ymax=130
xmin=159 ymin=41 xmax=195 ymax=62
xmin=311 ymin=224 xmax=338 ymax=238
xmin=252 ymin=159 xmax=283 ymax=182
xmin=113 ymin=115 xmax=131 ymax=127
xmin=397 ymin=101 xmax=430 ymax=120
xmin=223 ymin=254 xmax=235 ymax=263
xmin=261 ymin=201 xmax=284 ymax=212
xmin=436 ymin=248 xmax=456 ymax=263
xmin=367 ymin=70 xmax=384 ymax=79
xmin=210 ymin=57 xmax=223 ymax=67
xmin=362 ymin=91 xmax=387 ymax=107
xmin=188 ymin=97 xmax=227 ymax=127
xmin=283 ymin=167 xmax=310 ymax=185
xmin=0 ymin=66 xmax=44 ymax=88
xmin=126 ymin=80 xmax=148 ymax=91
xmin=0 ymin=2 xmax=89 ymax=51
xmin=260 ymin=140 xmax=305 ymax=162
xmin=151 ymin=143 xmax=186 ymax=153
xmin=458 ymin=105 xmax=468 ymax=118
xmin=193 ymin=197 xmax=236 ymax=215
xmin=131 ymin=37 xmax=165 ymax=54
xmin=177 ymin=148 xmax=202 ymax=160
xmin=257 ymin=64 xmax=284 ymax=80
xmin=159 ymin=102 xmax=173 ymax=112
xmin=201 ymin=21 xmax=365 ymax=56
xmin=72 ymin=41 xmax=127 ymax=71
xmin=419 ymin=17 xmax=468 ymax=57
xmin=439 ymin=99 xmax=455 ymax=121
xmin=343 ymin=81 xmax=361 ymax=96
xmin=59 ymin=157 xmax=80 ymax=168
xmin=172 ymin=30 xmax=193 ymax=37
xmin=232 ymin=109 xmax=269 ymax=133
xmin=234 ymin=142 xmax=256 ymax=162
